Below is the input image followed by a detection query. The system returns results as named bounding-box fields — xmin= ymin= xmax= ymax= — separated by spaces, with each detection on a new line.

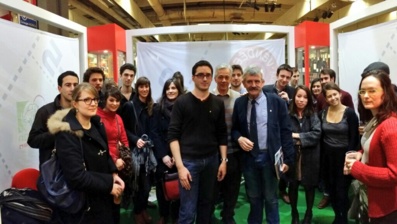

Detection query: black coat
xmin=231 ymin=91 xmax=295 ymax=168
xmin=27 ymin=94 xmax=62 ymax=166
xmin=47 ymin=109 xmax=117 ymax=223
xmin=118 ymin=95 xmax=150 ymax=148
xmin=288 ymin=112 xmax=321 ymax=186
xmin=262 ymin=83 xmax=295 ymax=104
xmin=150 ymin=104 xmax=175 ymax=175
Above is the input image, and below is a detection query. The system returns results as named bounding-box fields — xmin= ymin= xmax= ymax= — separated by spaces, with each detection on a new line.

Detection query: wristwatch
xmin=220 ymin=158 xmax=228 ymax=163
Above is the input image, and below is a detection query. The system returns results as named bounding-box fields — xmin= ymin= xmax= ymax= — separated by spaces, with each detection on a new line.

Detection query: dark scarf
xmin=162 ymin=98 xmax=175 ymax=119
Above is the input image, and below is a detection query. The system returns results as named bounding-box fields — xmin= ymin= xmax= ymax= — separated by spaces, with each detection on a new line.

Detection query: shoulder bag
xmin=36 ymin=139 xmax=86 ymax=214
xmin=116 ymin=117 xmax=133 ymax=179
xmin=162 ymin=171 xmax=179 ymax=201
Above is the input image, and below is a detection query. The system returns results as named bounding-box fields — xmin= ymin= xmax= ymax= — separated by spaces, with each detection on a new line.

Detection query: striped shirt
xmin=212 ymin=88 xmax=241 ymax=153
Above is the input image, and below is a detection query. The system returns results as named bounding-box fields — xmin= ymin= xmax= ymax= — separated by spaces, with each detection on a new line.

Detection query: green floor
xmin=121 ymin=187 xmax=355 ymax=224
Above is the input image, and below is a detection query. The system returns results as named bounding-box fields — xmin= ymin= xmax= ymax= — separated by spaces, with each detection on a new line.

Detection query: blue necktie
xmin=250 ymin=99 xmax=259 ymax=156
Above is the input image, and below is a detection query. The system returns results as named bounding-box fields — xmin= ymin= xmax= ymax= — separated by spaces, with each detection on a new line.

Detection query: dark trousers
xmin=112 ymin=204 xmax=120 ymax=224
xmin=324 ymin=146 xmax=352 ymax=224
xmin=278 ymin=178 xmax=288 ymax=194
xmin=288 ymin=181 xmax=315 ymax=218
xmin=319 ymin=145 xmax=329 ymax=196
xmin=133 ymin=165 xmax=152 ymax=214
xmin=212 ymin=151 xmax=242 ymax=221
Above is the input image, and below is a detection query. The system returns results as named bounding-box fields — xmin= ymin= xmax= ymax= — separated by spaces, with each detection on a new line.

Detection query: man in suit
xmin=231 ymin=66 xmax=295 ymax=224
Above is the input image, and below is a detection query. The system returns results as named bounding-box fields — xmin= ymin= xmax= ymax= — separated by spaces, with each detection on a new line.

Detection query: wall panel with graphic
xmin=0 ymin=19 xmax=79 ymax=191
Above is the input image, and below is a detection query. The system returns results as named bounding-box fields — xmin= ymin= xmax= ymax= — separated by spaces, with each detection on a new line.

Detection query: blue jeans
xmin=242 ymin=152 xmax=279 ymax=224
xmin=178 ymin=153 xmax=218 ymax=224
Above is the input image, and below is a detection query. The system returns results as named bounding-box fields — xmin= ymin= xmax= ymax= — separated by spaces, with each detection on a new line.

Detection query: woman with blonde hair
xmin=47 ymin=83 xmax=124 ymax=223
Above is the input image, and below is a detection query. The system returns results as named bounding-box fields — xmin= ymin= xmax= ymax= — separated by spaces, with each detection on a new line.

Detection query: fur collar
xmin=47 ymin=108 xmax=84 ymax=138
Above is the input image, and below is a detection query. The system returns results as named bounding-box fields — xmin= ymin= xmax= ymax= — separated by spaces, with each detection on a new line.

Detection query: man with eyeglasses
xmin=263 ymin=64 xmax=296 ymax=205
xmin=83 ymin=67 xmax=105 ymax=108
xmin=168 ymin=60 xmax=228 ymax=224
xmin=28 ymin=71 xmax=79 ymax=167
xmin=211 ymin=63 xmax=241 ymax=224
xmin=230 ymin=64 xmax=247 ymax=95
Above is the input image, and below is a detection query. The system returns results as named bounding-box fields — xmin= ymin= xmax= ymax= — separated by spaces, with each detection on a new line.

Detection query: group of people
xmin=27 ymin=59 xmax=397 ymax=224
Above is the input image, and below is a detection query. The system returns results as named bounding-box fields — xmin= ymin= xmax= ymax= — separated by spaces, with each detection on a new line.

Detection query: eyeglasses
xmin=194 ymin=73 xmax=212 ymax=79
xmin=77 ymin=98 xmax=99 ymax=105
xmin=358 ymin=88 xmax=382 ymax=96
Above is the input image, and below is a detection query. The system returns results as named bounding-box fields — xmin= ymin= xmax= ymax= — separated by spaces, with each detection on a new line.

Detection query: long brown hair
xmin=135 ymin=76 xmax=154 ymax=116
xmin=159 ymin=78 xmax=183 ymax=114
xmin=358 ymin=70 xmax=397 ymax=124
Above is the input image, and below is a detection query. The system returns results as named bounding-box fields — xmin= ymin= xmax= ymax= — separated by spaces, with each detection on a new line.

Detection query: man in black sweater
xmin=168 ymin=60 xmax=228 ymax=224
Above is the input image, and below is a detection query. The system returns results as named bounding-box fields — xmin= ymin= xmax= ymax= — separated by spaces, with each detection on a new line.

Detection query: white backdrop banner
xmin=338 ymin=19 xmax=397 ymax=112
xmin=137 ymin=40 xmax=285 ymax=100
xmin=0 ymin=19 xmax=79 ymax=191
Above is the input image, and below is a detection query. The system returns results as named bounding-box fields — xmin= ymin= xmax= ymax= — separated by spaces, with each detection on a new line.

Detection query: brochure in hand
xmin=274 ymin=147 xmax=284 ymax=180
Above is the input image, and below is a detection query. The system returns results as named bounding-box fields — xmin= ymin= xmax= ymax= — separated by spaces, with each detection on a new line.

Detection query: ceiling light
xmin=270 ymin=3 xmax=276 ymax=12
xmin=327 ymin=10 xmax=334 ymax=18
xmin=322 ymin=11 xmax=328 ymax=19
xmin=264 ymin=3 xmax=269 ymax=12
xmin=313 ymin=16 xmax=319 ymax=22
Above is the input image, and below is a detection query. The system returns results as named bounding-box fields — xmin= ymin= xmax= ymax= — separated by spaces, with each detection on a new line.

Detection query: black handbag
xmin=37 ymin=139 xmax=86 ymax=214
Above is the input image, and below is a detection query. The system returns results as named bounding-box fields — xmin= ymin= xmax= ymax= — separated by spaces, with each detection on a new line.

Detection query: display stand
xmin=87 ymin=24 xmax=126 ymax=82
xmin=295 ymin=21 xmax=329 ymax=86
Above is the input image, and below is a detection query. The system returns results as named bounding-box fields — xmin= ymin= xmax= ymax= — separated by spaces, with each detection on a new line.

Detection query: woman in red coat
xmin=97 ymin=82 xmax=129 ymax=223
xmin=97 ymin=83 xmax=129 ymax=169
xmin=345 ymin=70 xmax=397 ymax=223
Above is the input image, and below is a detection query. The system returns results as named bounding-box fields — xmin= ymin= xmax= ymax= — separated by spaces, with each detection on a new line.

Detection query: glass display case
xmin=296 ymin=47 xmax=305 ymax=84
xmin=117 ymin=51 xmax=126 ymax=72
xmin=87 ymin=51 xmax=114 ymax=81
xmin=296 ymin=46 xmax=329 ymax=84
xmin=309 ymin=46 xmax=329 ymax=80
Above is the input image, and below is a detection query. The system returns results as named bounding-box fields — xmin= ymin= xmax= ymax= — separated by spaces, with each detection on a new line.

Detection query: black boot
xmin=302 ymin=211 xmax=312 ymax=224
xmin=291 ymin=209 xmax=299 ymax=224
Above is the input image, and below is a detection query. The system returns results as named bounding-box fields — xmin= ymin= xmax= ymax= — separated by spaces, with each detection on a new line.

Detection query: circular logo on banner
xmin=229 ymin=45 xmax=278 ymax=84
